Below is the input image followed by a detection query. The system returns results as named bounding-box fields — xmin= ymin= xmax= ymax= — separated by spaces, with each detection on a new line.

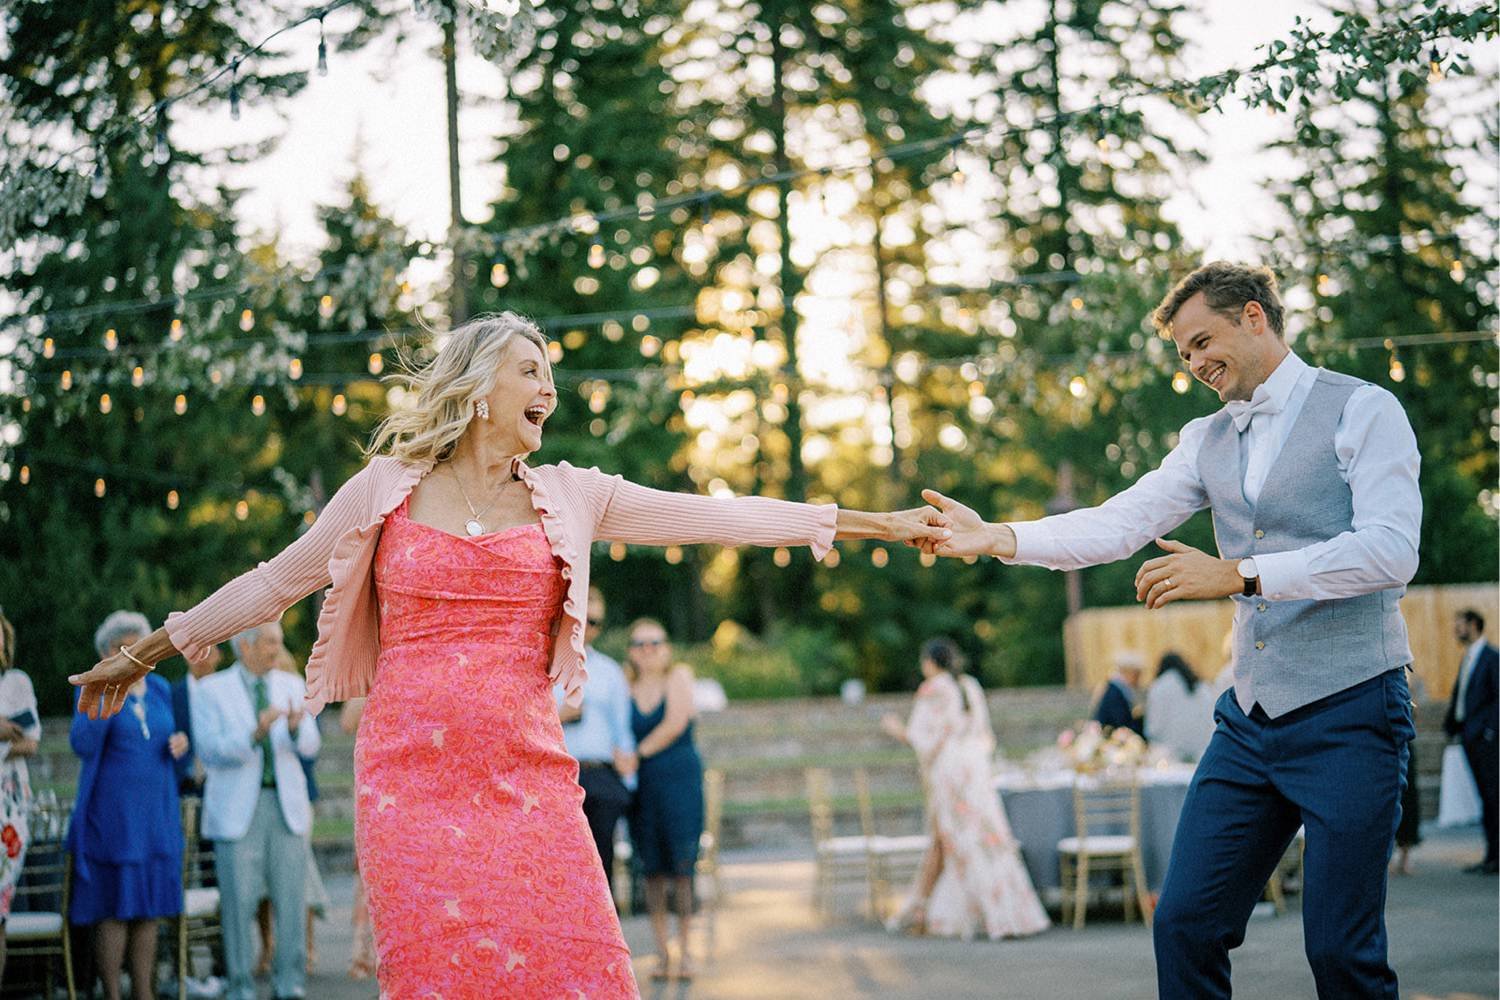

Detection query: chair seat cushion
xmin=185 ymin=887 xmax=221 ymax=918
xmin=818 ymin=835 xmax=876 ymax=856
xmin=6 ymin=911 xmax=63 ymax=939
xmin=1058 ymin=834 xmax=1137 ymax=855
xmin=871 ymin=834 xmax=931 ymax=855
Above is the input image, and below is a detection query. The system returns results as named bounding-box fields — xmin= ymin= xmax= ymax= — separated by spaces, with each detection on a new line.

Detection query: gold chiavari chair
xmin=6 ymin=799 xmax=76 ymax=1000
xmin=1058 ymin=773 xmax=1151 ymax=930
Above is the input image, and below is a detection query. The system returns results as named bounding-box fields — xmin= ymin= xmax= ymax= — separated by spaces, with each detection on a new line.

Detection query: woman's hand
xmin=0 ymin=720 xmax=23 ymax=742
xmin=69 ymin=651 xmax=154 ymax=720
xmin=881 ymin=712 xmax=908 ymax=743
xmin=168 ymin=731 xmax=190 ymax=760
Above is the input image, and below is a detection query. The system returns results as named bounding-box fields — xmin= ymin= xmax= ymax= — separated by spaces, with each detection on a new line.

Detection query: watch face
xmin=1237 ymin=558 xmax=1257 ymax=578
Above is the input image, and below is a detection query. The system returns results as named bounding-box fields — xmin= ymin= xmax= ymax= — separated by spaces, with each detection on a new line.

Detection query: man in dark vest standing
xmin=923 ymin=262 xmax=1421 ymax=998
xmin=1445 ymin=607 xmax=1499 ymax=873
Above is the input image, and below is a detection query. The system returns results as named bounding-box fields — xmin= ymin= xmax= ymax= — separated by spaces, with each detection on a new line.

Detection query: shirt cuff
xmin=1253 ymin=549 xmax=1310 ymax=602
xmin=1003 ymin=521 xmax=1051 ymax=564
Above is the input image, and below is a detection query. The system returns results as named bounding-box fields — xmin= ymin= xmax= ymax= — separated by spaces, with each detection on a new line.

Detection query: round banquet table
xmin=996 ymin=766 xmax=1196 ymax=893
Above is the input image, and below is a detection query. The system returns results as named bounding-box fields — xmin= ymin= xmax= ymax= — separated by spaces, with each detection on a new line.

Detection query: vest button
xmin=1255 ymin=640 xmax=1266 ymax=650
xmin=1257 ymin=602 xmax=1267 ymax=612
xmin=1254 ymin=529 xmax=1265 ymax=539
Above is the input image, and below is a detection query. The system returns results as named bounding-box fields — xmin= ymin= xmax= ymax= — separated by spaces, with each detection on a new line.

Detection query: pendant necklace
xmin=448 ymin=463 xmax=516 ymax=537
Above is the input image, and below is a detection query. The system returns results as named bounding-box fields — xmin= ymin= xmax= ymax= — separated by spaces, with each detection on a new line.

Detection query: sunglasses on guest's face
xmin=629 ymin=638 xmax=666 ymax=649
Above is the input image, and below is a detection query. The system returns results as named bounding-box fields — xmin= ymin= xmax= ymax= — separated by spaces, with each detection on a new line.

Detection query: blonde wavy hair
xmin=365 ymin=312 xmax=551 ymax=465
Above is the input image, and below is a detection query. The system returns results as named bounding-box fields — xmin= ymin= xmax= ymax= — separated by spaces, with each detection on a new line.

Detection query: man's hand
xmin=169 ymin=731 xmax=190 ymax=760
xmin=614 ymin=749 xmax=639 ymax=778
xmin=254 ymin=706 xmax=286 ymax=741
xmin=286 ymin=705 xmax=304 ymax=734
xmin=1134 ymin=538 xmax=1241 ymax=609
xmin=918 ymin=490 xmax=1013 ymax=559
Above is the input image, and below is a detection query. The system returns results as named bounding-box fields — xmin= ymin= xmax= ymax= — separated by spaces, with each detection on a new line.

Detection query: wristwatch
xmin=1237 ymin=557 xmax=1259 ymax=597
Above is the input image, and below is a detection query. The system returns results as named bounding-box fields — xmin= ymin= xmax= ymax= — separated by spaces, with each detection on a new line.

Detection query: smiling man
xmin=923 ymin=262 xmax=1422 ymax=999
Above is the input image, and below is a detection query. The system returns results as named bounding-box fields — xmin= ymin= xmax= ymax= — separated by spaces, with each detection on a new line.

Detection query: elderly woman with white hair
xmin=69 ymin=311 xmax=950 ymax=998
xmin=68 ymin=611 xmax=190 ymax=1000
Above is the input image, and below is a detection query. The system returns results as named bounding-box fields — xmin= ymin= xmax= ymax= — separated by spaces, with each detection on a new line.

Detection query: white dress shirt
xmin=1455 ymin=636 xmax=1487 ymax=723
xmin=1006 ymin=351 xmax=1422 ymax=602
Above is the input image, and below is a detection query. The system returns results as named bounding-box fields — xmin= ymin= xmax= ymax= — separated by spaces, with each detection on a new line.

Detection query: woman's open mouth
xmin=524 ymin=405 xmax=547 ymax=427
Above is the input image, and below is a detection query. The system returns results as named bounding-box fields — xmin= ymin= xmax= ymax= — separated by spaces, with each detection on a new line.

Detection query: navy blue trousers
xmin=1153 ymin=668 xmax=1413 ymax=999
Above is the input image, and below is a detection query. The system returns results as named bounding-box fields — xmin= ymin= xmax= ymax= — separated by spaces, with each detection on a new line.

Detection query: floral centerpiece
xmin=1055 ymin=720 xmax=1149 ymax=773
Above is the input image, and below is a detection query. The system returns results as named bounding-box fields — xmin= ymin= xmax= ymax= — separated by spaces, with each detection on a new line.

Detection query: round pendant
xmin=465 ymin=518 xmax=485 ymax=537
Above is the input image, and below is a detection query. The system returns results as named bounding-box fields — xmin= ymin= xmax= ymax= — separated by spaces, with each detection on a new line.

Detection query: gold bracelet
xmin=119 ymin=644 xmax=154 ymax=671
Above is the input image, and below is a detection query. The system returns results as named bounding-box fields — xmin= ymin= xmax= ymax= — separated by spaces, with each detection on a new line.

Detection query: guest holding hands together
xmin=192 ymin=620 xmax=320 ymax=1000
xmin=627 ymin=618 xmax=704 ymax=982
xmin=68 ymin=611 xmax=190 ymax=1000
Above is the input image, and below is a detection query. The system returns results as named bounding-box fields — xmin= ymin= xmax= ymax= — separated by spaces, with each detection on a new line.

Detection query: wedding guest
xmin=68 ymin=611 xmax=189 ymax=1000
xmin=339 ymin=698 xmax=378 ymax=981
xmin=1145 ymin=652 xmax=1216 ymax=762
xmin=924 ymin=262 xmax=1423 ymax=996
xmin=70 ymin=312 xmax=947 ymax=998
xmin=554 ymin=587 xmax=636 ymax=899
xmin=193 ymin=620 xmax=320 ymax=1000
xmin=627 ymin=618 xmax=703 ymax=981
xmin=1093 ymin=651 xmax=1145 ymax=737
xmin=881 ymin=638 xmax=1049 ymax=940
xmin=1393 ymin=672 xmax=1428 ymax=876
xmin=1445 ymin=609 xmax=1498 ymax=874
xmin=0 ymin=609 xmax=41 ymax=984
xmin=254 ymin=647 xmax=330 ymax=979
xmin=170 ymin=642 xmax=222 ymax=798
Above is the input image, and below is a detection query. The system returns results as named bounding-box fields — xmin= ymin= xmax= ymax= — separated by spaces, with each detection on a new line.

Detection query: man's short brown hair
xmin=1152 ymin=261 xmax=1285 ymax=337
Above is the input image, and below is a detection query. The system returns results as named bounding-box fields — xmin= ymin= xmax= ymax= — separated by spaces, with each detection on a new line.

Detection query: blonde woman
xmin=623 ymin=618 xmax=702 ymax=981
xmin=0 ymin=609 xmax=41 ymax=984
xmin=70 ymin=312 xmax=950 ymax=999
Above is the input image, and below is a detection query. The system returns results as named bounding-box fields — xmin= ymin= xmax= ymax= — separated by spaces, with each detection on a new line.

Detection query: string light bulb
xmin=331 ymin=393 xmax=347 ymax=416
xmin=98 ymin=393 xmax=112 ymax=414
xmin=174 ymin=393 xmax=187 ymax=415
xmin=166 ymin=489 xmax=179 ymax=510
xmin=1428 ymin=48 xmax=1443 ymax=82
xmin=19 ymin=466 xmax=29 ymax=486
xmin=251 ymin=394 xmax=266 ymax=416
xmin=235 ymin=500 xmax=250 ymax=521
xmin=239 ymin=308 xmax=254 ymax=331
xmin=169 ymin=319 xmax=184 ymax=341
xmin=588 ymin=243 xmax=605 ymax=268
xmin=1388 ymin=356 xmax=1406 ymax=382
xmin=772 ymin=547 xmax=791 ymax=568
xmin=131 ymin=366 xmax=145 ymax=387
xmin=1172 ymin=371 xmax=1191 ymax=394
xmin=42 ymin=338 xmax=54 ymax=358
xmin=95 ymin=478 xmax=107 ymax=498
xmin=103 ymin=328 xmax=117 ymax=351
xmin=319 ymin=294 xmax=334 ymax=319
xmin=368 ymin=353 xmax=384 ymax=375
xmin=60 ymin=370 xmax=72 ymax=391
xmin=664 ymin=546 xmax=683 ymax=565
xmin=1069 ymin=375 xmax=1087 ymax=398
xmin=490 ymin=263 xmax=509 ymax=288
xmin=288 ymin=358 xmax=303 ymax=380
xmin=871 ymin=547 xmax=889 ymax=568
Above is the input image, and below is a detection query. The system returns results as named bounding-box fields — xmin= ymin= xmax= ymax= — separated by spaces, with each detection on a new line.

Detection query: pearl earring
xmin=475 ymin=400 xmax=490 ymax=420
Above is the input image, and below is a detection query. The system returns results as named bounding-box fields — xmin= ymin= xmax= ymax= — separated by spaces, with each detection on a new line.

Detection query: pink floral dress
xmin=900 ymin=672 xmax=1050 ymax=941
xmin=356 ymin=499 xmax=638 ymax=998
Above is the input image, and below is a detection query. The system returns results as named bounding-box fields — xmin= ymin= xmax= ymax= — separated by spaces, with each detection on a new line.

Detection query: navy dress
xmin=68 ymin=674 xmax=183 ymax=923
xmin=628 ymin=699 xmax=704 ymax=877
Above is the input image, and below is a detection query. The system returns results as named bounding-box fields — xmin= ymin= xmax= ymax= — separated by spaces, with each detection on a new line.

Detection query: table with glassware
xmin=995 ymin=762 xmax=1198 ymax=894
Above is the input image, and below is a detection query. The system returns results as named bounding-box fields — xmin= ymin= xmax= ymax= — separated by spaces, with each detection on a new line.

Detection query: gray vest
xmin=1198 ymin=369 xmax=1412 ymax=718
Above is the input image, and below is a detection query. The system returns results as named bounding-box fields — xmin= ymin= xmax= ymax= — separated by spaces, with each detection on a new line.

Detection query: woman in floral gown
xmin=0 ymin=610 xmax=41 ymax=982
xmin=882 ymin=638 xmax=1050 ymax=940
xmin=71 ymin=313 xmax=951 ymax=998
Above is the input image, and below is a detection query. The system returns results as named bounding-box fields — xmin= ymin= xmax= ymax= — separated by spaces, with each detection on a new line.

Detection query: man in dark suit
xmin=172 ymin=642 xmax=225 ymax=796
xmin=1094 ymin=651 xmax=1146 ymax=738
xmin=1445 ymin=608 xmax=1498 ymax=874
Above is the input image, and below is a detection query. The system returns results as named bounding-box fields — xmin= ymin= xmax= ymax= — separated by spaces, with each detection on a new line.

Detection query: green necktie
xmin=253 ymin=675 xmax=275 ymax=787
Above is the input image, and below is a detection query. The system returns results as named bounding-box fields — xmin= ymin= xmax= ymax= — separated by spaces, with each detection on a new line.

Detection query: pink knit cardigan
xmin=164 ymin=456 xmax=837 ymax=714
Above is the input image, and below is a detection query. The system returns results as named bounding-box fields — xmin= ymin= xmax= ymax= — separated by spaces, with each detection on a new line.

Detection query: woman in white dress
xmin=1144 ymin=652 xmax=1216 ymax=763
xmin=880 ymin=639 xmax=1049 ymax=940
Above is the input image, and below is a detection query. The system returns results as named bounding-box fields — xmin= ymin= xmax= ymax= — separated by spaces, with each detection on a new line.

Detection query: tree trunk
xmin=443 ymin=7 xmax=468 ymax=324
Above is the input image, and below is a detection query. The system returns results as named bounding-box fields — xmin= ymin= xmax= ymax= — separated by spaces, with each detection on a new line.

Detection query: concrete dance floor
xmin=291 ymin=826 xmax=1495 ymax=1000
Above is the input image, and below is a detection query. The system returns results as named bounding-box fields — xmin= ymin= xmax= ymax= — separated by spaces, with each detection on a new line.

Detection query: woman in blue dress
xmin=70 ymin=611 xmax=190 ymax=1000
xmin=625 ymin=617 xmax=704 ymax=982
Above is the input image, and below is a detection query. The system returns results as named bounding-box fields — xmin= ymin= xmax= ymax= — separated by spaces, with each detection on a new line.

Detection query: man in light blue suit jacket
xmin=192 ymin=620 xmax=320 ymax=1000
